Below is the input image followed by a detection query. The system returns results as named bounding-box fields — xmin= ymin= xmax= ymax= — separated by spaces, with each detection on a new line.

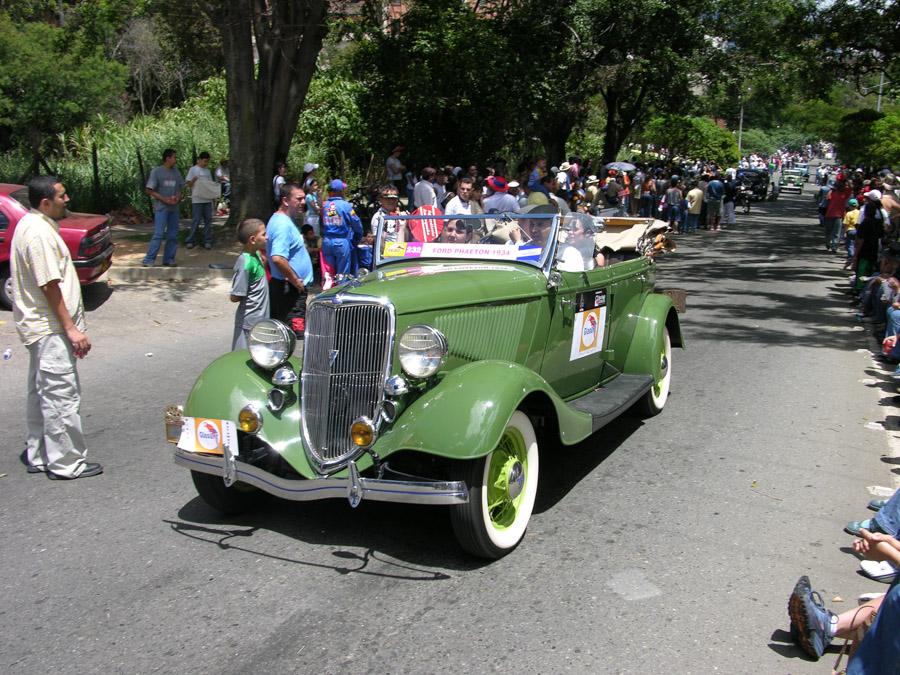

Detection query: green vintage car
xmin=165 ymin=211 xmax=684 ymax=558
xmin=780 ymin=168 xmax=804 ymax=193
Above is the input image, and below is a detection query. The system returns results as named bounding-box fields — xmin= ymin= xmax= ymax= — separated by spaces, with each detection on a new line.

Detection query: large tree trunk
xmin=538 ymin=113 xmax=577 ymax=166
xmin=600 ymin=84 xmax=649 ymax=164
xmin=213 ymin=1 xmax=328 ymax=224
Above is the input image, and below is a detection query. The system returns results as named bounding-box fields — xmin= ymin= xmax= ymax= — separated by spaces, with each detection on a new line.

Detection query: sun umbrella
xmin=605 ymin=161 xmax=636 ymax=172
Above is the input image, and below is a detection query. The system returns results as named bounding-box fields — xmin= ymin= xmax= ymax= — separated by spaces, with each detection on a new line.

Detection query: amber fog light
xmin=238 ymin=405 xmax=263 ymax=434
xmin=350 ymin=417 xmax=375 ymax=448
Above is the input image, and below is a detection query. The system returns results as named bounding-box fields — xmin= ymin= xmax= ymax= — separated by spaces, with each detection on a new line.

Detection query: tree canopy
xmin=0 ymin=12 xmax=126 ymax=157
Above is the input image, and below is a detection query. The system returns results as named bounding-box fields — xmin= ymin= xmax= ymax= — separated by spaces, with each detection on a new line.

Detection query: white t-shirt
xmin=273 ymin=175 xmax=286 ymax=201
xmin=444 ymin=195 xmax=474 ymax=216
xmin=186 ymin=165 xmax=214 ymax=203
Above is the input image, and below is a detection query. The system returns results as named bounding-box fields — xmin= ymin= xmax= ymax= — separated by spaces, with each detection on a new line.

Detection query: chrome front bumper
xmin=174 ymin=448 xmax=469 ymax=507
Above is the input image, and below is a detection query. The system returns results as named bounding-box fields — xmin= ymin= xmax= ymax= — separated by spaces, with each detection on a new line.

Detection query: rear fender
xmin=623 ymin=294 xmax=684 ymax=381
xmin=374 ymin=360 xmax=594 ymax=460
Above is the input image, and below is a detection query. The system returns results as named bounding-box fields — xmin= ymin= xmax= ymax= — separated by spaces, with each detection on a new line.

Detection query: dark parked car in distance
xmin=0 ymin=183 xmax=113 ymax=309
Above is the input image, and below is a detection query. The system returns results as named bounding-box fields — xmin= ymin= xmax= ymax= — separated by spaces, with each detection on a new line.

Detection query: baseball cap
xmin=329 ymin=179 xmax=347 ymax=191
xmin=865 ymin=189 xmax=883 ymax=201
xmin=304 ymin=162 xmax=319 ymax=173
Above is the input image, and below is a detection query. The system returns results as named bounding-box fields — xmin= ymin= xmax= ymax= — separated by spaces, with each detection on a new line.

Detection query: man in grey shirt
xmin=142 ymin=148 xmax=185 ymax=266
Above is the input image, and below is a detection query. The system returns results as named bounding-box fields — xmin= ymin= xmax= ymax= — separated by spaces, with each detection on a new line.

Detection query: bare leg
xmin=834 ymin=596 xmax=883 ymax=638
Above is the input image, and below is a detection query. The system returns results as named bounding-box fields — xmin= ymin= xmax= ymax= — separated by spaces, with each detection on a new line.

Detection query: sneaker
xmin=788 ymin=576 xmax=833 ymax=659
xmin=185 ymin=242 xmax=196 ymax=249
xmin=869 ymin=498 xmax=890 ymax=511
xmin=845 ymin=518 xmax=886 ymax=536
xmin=162 ymin=262 xmax=178 ymax=267
xmin=860 ymin=559 xmax=899 ymax=583
xmin=203 ymin=243 xmax=212 ymax=250
xmin=142 ymin=261 xmax=155 ymax=267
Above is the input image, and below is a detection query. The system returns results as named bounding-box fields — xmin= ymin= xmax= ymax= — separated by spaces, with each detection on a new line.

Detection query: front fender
xmin=373 ymin=360 xmax=594 ymax=461
xmin=183 ymin=350 xmax=316 ymax=477
xmin=623 ymin=293 xmax=684 ymax=381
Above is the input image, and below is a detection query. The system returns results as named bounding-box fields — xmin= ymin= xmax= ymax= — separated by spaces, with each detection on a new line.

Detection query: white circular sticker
xmin=197 ymin=420 xmax=221 ymax=451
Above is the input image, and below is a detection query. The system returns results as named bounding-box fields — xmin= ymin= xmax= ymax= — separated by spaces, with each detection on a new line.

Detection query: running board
xmin=569 ymin=374 xmax=654 ymax=432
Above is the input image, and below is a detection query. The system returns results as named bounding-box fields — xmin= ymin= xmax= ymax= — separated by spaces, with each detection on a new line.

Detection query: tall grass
xmin=0 ymin=74 xmax=368 ymax=218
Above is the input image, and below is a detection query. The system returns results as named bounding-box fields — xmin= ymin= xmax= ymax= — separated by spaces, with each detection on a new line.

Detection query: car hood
xmin=318 ymin=261 xmax=548 ymax=314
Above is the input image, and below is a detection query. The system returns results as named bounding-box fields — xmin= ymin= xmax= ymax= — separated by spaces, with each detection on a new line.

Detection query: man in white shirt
xmin=483 ymin=176 xmax=520 ymax=213
xmin=445 ymin=177 xmax=479 ymax=215
xmin=186 ymin=151 xmax=215 ymax=249
xmin=12 ymin=176 xmax=102 ymax=480
xmin=414 ymin=167 xmax=438 ymax=208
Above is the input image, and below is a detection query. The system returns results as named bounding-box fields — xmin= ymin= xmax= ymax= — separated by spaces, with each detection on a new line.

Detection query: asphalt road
xmin=1 ymin=186 xmax=896 ymax=674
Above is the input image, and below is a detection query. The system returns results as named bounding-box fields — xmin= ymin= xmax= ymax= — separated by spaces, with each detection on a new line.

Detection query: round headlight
xmin=398 ymin=325 xmax=448 ymax=379
xmin=249 ymin=319 xmax=295 ymax=370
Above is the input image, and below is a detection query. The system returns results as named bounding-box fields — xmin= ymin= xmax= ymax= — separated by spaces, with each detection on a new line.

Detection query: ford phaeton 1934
xmin=164 ymin=210 xmax=684 ymax=558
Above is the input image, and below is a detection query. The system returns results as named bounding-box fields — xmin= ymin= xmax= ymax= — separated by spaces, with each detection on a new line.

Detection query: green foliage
xmin=642 ymin=115 xmax=739 ymax=166
xmin=869 ymin=112 xmax=900 ymax=168
xmin=0 ymin=12 xmax=127 ymax=153
xmin=836 ymin=108 xmax=884 ymax=167
xmin=351 ymin=0 xmax=518 ymax=166
xmin=781 ymin=100 xmax=844 ymax=142
xmin=803 ymin=0 xmax=900 ymax=90
xmin=297 ymin=72 xmax=367 ymax=158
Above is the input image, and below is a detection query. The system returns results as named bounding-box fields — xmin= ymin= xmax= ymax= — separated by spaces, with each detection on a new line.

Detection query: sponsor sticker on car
xmin=569 ymin=289 xmax=608 ymax=360
xmin=177 ymin=417 xmax=238 ymax=455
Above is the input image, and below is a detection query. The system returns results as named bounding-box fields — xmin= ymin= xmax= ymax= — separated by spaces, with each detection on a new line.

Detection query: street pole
xmin=877 ymin=71 xmax=885 ymax=112
xmin=737 ymin=101 xmax=744 ymax=157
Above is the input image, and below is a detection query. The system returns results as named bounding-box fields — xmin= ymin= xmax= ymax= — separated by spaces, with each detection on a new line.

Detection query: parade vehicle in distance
xmin=795 ymin=162 xmax=810 ymax=181
xmin=780 ymin=168 xmax=805 ymax=193
xmin=165 ymin=210 xmax=684 ymax=558
xmin=0 ymin=183 xmax=113 ymax=310
xmin=736 ymin=169 xmax=770 ymax=201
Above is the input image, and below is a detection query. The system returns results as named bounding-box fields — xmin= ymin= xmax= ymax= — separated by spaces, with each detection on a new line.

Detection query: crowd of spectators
xmin=785 ymin=164 xmax=900 ymax=671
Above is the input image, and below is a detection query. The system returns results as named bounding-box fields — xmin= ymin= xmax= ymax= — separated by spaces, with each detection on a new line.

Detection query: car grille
xmin=301 ymin=298 xmax=394 ymax=473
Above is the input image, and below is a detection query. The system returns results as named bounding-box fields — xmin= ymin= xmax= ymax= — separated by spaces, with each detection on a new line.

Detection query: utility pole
xmin=877 ymin=71 xmax=885 ymax=112
xmin=737 ymin=101 xmax=744 ymax=157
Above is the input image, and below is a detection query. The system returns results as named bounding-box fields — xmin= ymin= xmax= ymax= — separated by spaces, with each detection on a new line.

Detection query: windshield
xmin=374 ymin=210 xmax=562 ymax=269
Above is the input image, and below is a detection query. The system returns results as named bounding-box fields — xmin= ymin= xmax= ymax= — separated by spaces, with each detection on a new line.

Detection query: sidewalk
xmin=107 ymin=215 xmax=240 ymax=283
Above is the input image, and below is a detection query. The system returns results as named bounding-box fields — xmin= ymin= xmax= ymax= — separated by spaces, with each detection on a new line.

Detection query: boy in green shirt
xmin=230 ymin=218 xmax=270 ymax=350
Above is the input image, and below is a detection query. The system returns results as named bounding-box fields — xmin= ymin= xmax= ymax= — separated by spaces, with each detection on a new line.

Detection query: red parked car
xmin=0 ymin=183 xmax=113 ymax=309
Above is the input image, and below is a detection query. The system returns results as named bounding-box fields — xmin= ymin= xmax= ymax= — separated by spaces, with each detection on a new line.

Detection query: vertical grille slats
xmin=301 ymin=300 xmax=393 ymax=472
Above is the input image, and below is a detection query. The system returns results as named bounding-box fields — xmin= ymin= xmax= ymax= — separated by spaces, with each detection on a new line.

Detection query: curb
xmin=107 ymin=264 xmax=232 ymax=283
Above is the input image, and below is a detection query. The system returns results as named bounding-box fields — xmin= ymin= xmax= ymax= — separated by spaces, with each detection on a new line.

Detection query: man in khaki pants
xmin=11 ymin=176 xmax=102 ymax=480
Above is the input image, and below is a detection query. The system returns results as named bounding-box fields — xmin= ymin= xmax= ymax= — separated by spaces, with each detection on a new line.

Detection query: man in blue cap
xmin=322 ymin=179 xmax=363 ymax=277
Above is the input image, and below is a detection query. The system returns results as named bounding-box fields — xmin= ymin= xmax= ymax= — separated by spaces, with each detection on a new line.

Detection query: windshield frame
xmin=373 ymin=212 xmax=563 ymax=274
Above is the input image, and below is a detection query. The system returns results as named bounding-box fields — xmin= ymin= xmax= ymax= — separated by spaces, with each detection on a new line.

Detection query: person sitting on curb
xmin=789 ymin=527 xmax=900 ymax=664
xmin=846 ymin=488 xmax=900 ymax=582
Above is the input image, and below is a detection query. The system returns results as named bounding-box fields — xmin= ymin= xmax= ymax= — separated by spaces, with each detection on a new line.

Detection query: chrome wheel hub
xmin=507 ymin=461 xmax=525 ymax=500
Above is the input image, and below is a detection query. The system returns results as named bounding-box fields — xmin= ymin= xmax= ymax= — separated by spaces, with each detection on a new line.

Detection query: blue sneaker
xmin=845 ymin=518 xmax=887 ymax=536
xmin=788 ymin=576 xmax=833 ymax=659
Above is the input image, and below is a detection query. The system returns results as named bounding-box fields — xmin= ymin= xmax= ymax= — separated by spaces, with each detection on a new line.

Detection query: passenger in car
xmin=440 ymin=219 xmax=472 ymax=243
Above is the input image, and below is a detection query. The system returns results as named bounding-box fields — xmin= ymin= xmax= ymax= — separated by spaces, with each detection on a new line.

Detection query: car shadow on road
xmin=168 ymin=495 xmax=491 ymax=575
xmin=165 ymin=414 xmax=646 ymax=573
xmin=534 ymin=414 xmax=643 ymax=514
